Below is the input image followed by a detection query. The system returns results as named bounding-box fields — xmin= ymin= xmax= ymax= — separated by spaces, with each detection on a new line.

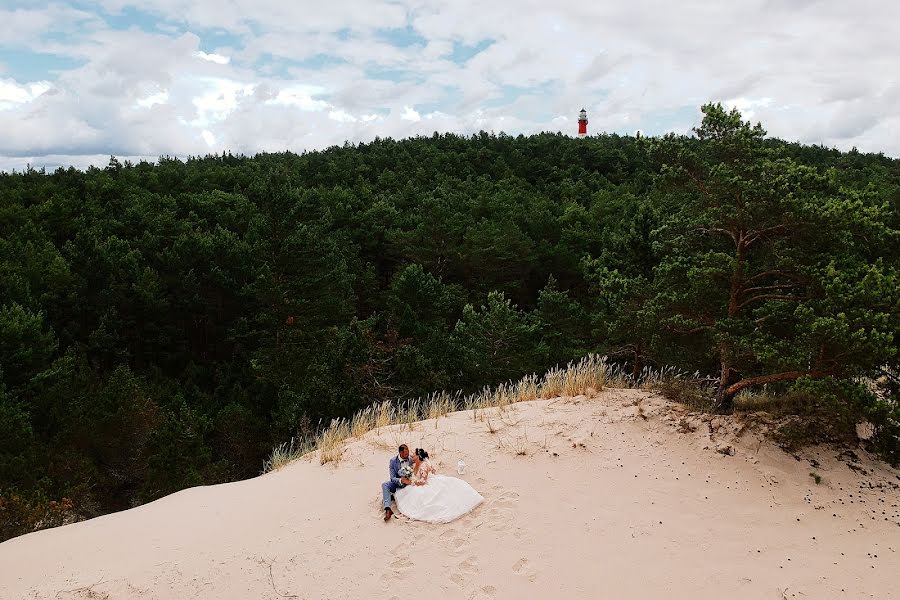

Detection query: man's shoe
xmin=383 ymin=508 xmax=393 ymax=521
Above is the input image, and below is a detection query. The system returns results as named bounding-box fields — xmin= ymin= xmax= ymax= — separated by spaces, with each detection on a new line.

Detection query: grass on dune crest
xmin=263 ymin=354 xmax=698 ymax=471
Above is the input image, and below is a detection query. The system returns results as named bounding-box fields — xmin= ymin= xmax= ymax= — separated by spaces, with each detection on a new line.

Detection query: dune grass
xmin=262 ymin=437 xmax=316 ymax=472
xmin=262 ymin=354 xmax=696 ymax=471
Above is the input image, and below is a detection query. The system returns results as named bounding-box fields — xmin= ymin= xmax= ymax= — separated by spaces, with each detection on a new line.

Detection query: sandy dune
xmin=2 ymin=389 xmax=898 ymax=599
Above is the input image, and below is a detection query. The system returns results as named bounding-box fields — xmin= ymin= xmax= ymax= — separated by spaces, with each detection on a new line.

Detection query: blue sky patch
xmin=253 ymin=53 xmax=347 ymax=78
xmin=415 ymin=86 xmax=465 ymax=115
xmin=376 ymin=25 xmax=427 ymax=48
xmin=0 ymin=49 xmax=85 ymax=82
xmin=448 ymin=39 xmax=494 ymax=64
xmin=485 ymin=81 xmax=557 ymax=108
xmin=636 ymin=105 xmax=700 ymax=136
xmin=99 ymin=5 xmax=167 ymax=34
xmin=363 ymin=64 xmax=425 ymax=83
xmin=196 ymin=29 xmax=246 ymax=54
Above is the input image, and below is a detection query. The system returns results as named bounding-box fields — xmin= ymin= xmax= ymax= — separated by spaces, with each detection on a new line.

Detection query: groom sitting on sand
xmin=382 ymin=444 xmax=412 ymax=521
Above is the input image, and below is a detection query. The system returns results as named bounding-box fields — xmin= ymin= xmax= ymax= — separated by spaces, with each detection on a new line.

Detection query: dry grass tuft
xmin=318 ymin=419 xmax=351 ymax=465
xmin=350 ymin=405 xmax=375 ymax=438
xmin=374 ymin=401 xmax=394 ymax=429
xmin=262 ymin=437 xmax=314 ymax=472
xmin=464 ymin=388 xmax=493 ymax=422
xmin=499 ymin=406 xmax=522 ymax=428
xmin=539 ymin=367 xmax=565 ymax=399
xmin=399 ymin=398 xmax=422 ymax=425
xmin=516 ymin=374 xmax=538 ymax=402
xmin=425 ymin=391 xmax=457 ymax=423
xmin=485 ymin=417 xmax=499 ymax=434
xmin=501 ymin=430 xmax=529 ymax=456
xmin=733 ymin=388 xmax=780 ymax=413
xmin=538 ymin=354 xmax=610 ymax=399
xmin=655 ymin=376 xmax=715 ymax=412
xmin=493 ymin=384 xmax=514 ymax=410
xmin=635 ymin=365 xmax=691 ymax=390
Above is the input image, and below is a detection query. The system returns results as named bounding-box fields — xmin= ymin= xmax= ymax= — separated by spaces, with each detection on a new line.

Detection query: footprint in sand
xmin=468 ymin=585 xmax=497 ymax=599
xmin=450 ymin=556 xmax=481 ymax=588
xmin=391 ymin=555 xmax=414 ymax=570
xmin=439 ymin=527 xmax=470 ymax=555
xmin=391 ymin=538 xmax=416 ymax=558
xmin=495 ymin=491 xmax=520 ymax=504
xmin=381 ymin=544 xmax=415 ymax=586
xmin=512 ymin=558 xmax=538 ymax=582
xmin=449 ymin=536 xmax=469 ymax=554
xmin=457 ymin=556 xmax=479 ymax=575
xmin=484 ymin=492 xmax=518 ymax=530
xmin=484 ymin=512 xmax=511 ymax=531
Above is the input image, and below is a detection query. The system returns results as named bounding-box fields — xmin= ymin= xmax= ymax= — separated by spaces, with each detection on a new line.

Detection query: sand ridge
xmin=1 ymin=389 xmax=898 ymax=599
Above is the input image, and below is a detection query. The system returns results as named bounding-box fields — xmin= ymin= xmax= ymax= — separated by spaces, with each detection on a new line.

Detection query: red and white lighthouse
xmin=577 ymin=108 xmax=588 ymax=137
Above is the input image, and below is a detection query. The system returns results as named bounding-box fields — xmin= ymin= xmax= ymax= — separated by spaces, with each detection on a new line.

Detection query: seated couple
xmin=381 ymin=444 xmax=483 ymax=523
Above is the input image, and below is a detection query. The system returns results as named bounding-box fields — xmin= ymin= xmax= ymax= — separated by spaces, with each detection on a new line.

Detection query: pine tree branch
xmin=742 ymin=283 xmax=801 ymax=294
xmin=745 ymin=224 xmax=789 ymax=246
xmin=697 ymin=227 xmax=738 ymax=243
xmin=723 ymin=369 xmax=830 ymax=397
xmin=743 ymin=269 xmax=804 ymax=285
xmin=737 ymin=294 xmax=801 ymax=310
xmin=667 ymin=325 xmax=715 ymax=334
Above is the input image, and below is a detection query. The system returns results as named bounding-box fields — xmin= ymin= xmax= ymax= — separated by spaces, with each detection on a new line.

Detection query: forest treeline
xmin=1 ymin=104 xmax=898 ymax=540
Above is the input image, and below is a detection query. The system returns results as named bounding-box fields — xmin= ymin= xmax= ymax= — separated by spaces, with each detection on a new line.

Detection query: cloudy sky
xmin=1 ymin=0 xmax=897 ymax=171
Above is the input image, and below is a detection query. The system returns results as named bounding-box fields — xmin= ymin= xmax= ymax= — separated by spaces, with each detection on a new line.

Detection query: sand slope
xmin=2 ymin=389 xmax=898 ymax=599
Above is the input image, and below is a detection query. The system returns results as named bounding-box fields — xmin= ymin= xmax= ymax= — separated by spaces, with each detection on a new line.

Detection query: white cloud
xmin=2 ymin=0 xmax=900 ymax=169
xmin=328 ymin=109 xmax=357 ymax=123
xmin=195 ymin=51 xmax=231 ymax=65
xmin=94 ymin=0 xmax=408 ymax=35
xmin=266 ymin=84 xmax=329 ymax=111
xmin=400 ymin=106 xmax=421 ymax=122
xmin=191 ymin=78 xmax=256 ymax=126
xmin=724 ymin=97 xmax=774 ymax=120
xmin=0 ymin=79 xmax=51 ymax=109
xmin=136 ymin=90 xmax=169 ymax=108
xmin=0 ymin=4 xmax=100 ymax=46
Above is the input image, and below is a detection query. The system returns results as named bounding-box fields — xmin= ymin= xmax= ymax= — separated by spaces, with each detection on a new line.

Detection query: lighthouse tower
xmin=577 ymin=108 xmax=588 ymax=137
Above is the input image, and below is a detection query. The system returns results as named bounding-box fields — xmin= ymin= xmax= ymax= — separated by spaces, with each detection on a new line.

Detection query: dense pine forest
xmin=1 ymin=104 xmax=898 ymax=540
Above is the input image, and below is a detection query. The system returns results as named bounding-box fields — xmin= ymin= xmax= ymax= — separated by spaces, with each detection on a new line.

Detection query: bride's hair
xmin=414 ymin=448 xmax=429 ymax=460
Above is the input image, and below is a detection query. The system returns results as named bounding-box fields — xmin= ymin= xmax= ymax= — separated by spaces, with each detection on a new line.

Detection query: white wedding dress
xmin=394 ymin=460 xmax=483 ymax=523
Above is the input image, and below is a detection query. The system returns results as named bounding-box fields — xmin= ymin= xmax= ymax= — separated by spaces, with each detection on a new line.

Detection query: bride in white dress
xmin=394 ymin=448 xmax=483 ymax=523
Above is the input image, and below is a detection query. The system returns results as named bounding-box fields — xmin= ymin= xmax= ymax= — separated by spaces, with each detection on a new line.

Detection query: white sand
xmin=2 ymin=389 xmax=898 ymax=599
